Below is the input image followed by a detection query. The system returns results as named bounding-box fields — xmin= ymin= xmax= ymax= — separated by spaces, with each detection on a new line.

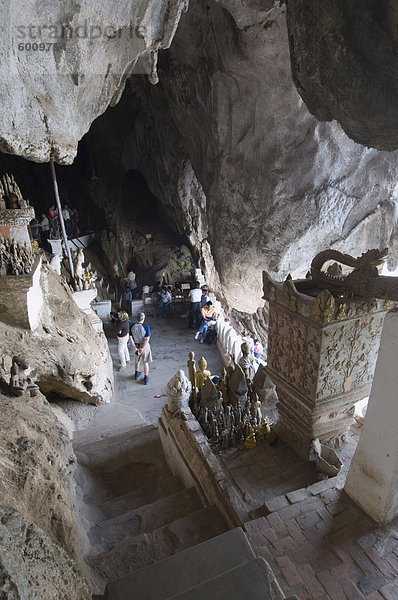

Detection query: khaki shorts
xmin=136 ymin=343 xmax=152 ymax=364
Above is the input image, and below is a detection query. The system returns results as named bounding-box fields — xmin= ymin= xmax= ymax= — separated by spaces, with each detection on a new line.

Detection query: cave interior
xmin=1 ymin=1 xmax=398 ymax=599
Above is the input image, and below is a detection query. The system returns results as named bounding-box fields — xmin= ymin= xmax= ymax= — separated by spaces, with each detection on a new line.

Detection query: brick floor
xmin=243 ymin=480 xmax=398 ymax=600
xmin=245 ymin=491 xmax=398 ymax=600
xmin=219 ymin=420 xmax=398 ymax=600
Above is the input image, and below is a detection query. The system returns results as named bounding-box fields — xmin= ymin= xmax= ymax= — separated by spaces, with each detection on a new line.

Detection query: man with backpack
xmin=129 ymin=312 xmax=152 ymax=384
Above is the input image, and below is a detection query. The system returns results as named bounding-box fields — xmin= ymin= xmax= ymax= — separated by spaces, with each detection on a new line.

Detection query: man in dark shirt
xmin=117 ymin=311 xmax=130 ymax=371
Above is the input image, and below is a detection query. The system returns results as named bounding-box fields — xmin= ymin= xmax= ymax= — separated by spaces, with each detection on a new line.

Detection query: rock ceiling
xmin=1 ymin=0 xmax=398 ymax=312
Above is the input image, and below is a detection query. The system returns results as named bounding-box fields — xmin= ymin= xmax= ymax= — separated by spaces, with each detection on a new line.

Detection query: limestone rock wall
xmin=2 ymin=0 xmax=398 ymax=318
xmin=285 ymin=0 xmax=398 ymax=151
xmin=0 ymin=0 xmax=188 ymax=164
xmin=0 ymin=262 xmax=113 ymax=405
xmin=84 ymin=0 xmax=398 ymax=315
xmin=0 ymin=392 xmax=91 ymax=599
xmin=156 ymin=0 xmax=398 ymax=311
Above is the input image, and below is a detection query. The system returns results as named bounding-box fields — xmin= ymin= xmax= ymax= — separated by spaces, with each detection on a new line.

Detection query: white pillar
xmin=345 ymin=310 xmax=398 ymax=524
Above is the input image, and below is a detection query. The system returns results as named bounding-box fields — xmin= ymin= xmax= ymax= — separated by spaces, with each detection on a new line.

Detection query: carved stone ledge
xmin=0 ymin=207 xmax=35 ymax=227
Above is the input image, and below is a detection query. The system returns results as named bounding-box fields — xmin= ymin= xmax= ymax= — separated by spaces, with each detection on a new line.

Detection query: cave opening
xmin=0 ymin=133 xmax=198 ymax=292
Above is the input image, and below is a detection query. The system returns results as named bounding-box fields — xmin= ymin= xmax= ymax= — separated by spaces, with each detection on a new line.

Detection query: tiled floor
xmin=218 ymin=418 xmax=398 ymax=600
xmin=245 ymin=480 xmax=398 ymax=600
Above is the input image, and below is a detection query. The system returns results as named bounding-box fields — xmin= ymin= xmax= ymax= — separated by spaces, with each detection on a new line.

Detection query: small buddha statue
xmin=195 ymin=356 xmax=211 ymax=389
xmin=238 ymin=341 xmax=255 ymax=380
xmin=10 ymin=356 xmax=29 ymax=396
xmin=244 ymin=426 xmax=257 ymax=449
xmin=187 ymin=351 xmax=196 ymax=391
xmin=257 ymin=418 xmax=271 ymax=439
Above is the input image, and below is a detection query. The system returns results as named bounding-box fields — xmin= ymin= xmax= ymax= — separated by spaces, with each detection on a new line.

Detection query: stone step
xmin=74 ymin=424 xmax=158 ymax=460
xmin=91 ymin=487 xmax=203 ymax=548
xmin=167 ymin=557 xmax=273 ymax=600
xmin=105 ymin=527 xmax=255 ymax=600
xmin=80 ymin=457 xmax=173 ymax=505
xmin=75 ymin=426 xmax=174 ymax=503
xmin=72 ymin=401 xmax=152 ymax=446
xmin=89 ymin=505 xmax=228 ymax=582
xmin=99 ymin=475 xmax=184 ymax=519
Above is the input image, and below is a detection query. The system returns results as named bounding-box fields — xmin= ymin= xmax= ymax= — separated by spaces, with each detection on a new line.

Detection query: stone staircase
xmin=74 ymin=424 xmax=288 ymax=600
xmin=73 ymin=425 xmax=228 ymax=591
xmin=105 ymin=527 xmax=283 ymax=600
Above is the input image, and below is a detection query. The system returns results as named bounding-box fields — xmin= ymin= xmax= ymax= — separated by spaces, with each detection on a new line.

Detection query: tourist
xmin=152 ymin=281 xmax=161 ymax=294
xmin=62 ymin=204 xmax=72 ymax=237
xmin=253 ymin=338 xmax=264 ymax=360
xmin=71 ymin=206 xmax=80 ymax=235
xmin=29 ymin=218 xmax=40 ymax=242
xmin=129 ymin=312 xmax=152 ymax=384
xmin=201 ymin=285 xmax=210 ymax=306
xmin=125 ymin=270 xmax=138 ymax=301
xmin=195 ymin=300 xmax=218 ymax=343
xmin=48 ymin=205 xmax=58 ymax=236
xmin=188 ymin=280 xmax=202 ymax=329
xmin=116 ymin=311 xmax=130 ymax=371
xmin=110 ymin=311 xmax=120 ymax=327
xmin=157 ymin=286 xmax=172 ymax=317
xmin=39 ymin=213 xmax=50 ymax=250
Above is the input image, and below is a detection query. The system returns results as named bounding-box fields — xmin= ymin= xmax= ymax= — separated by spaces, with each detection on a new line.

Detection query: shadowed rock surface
xmin=0 ymin=392 xmax=91 ymax=598
xmin=286 ymin=0 xmax=398 ymax=151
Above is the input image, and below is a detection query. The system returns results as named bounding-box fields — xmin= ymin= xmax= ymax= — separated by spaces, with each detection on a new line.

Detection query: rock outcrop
xmin=1 ymin=1 xmax=398 ymax=317
xmin=0 ymin=391 xmax=91 ymax=598
xmin=285 ymin=0 xmax=398 ymax=151
xmin=0 ymin=261 xmax=113 ymax=405
xmin=0 ymin=0 xmax=188 ymax=164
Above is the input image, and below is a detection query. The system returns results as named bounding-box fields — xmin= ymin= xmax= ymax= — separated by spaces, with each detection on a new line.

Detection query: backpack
xmin=204 ymin=329 xmax=217 ymax=345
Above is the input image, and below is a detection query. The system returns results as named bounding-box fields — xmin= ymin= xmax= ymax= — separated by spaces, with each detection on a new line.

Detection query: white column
xmin=345 ymin=310 xmax=398 ymax=524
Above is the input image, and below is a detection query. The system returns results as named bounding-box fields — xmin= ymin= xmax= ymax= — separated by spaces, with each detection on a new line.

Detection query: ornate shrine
xmin=263 ymin=249 xmax=397 ymax=460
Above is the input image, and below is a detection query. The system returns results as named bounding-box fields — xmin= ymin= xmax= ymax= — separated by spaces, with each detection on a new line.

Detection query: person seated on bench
xmin=195 ymin=301 xmax=218 ymax=343
xmin=157 ymin=286 xmax=172 ymax=317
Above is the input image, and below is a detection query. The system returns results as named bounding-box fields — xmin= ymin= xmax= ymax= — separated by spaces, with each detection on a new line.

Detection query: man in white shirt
xmin=158 ymin=286 xmax=172 ymax=317
xmin=188 ymin=281 xmax=202 ymax=329
xmin=62 ymin=204 xmax=72 ymax=236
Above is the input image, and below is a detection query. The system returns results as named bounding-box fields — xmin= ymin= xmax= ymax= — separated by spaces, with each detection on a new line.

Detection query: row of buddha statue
xmin=0 ymin=234 xmax=34 ymax=276
xmin=186 ymin=348 xmax=271 ymax=450
xmin=0 ymin=173 xmax=29 ymax=210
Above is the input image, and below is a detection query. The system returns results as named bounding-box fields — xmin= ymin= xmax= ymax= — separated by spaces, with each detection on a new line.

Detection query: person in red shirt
xmin=48 ymin=205 xmax=58 ymax=235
